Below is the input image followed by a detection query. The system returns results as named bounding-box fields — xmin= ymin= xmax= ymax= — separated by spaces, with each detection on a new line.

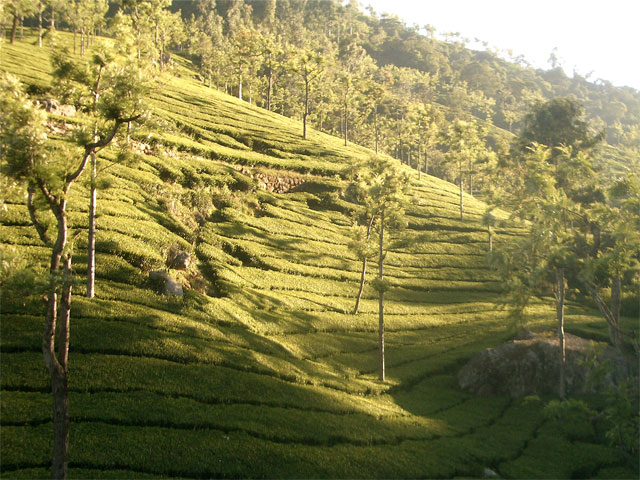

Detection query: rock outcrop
xmin=149 ymin=271 xmax=183 ymax=296
xmin=35 ymin=98 xmax=76 ymax=117
xmin=458 ymin=332 xmax=633 ymax=397
xmin=236 ymin=166 xmax=305 ymax=193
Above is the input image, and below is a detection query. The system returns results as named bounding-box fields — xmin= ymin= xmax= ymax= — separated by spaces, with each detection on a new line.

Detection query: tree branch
xmin=34 ymin=177 xmax=63 ymax=220
xmin=66 ymin=114 xmax=141 ymax=185
xmin=27 ymin=186 xmax=51 ymax=247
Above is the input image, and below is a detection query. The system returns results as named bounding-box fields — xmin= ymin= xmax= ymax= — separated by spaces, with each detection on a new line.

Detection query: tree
xmin=116 ymin=0 xmax=170 ymax=63
xmin=51 ymin=45 xmax=150 ymax=299
xmin=45 ymin=0 xmax=69 ymax=31
xmin=347 ymin=219 xmax=376 ymax=315
xmin=1 ymin=65 xmax=144 ymax=477
xmin=154 ymin=9 xmax=184 ymax=70
xmin=346 ymin=159 xmax=378 ymax=315
xmin=6 ymin=0 xmax=36 ymax=44
xmin=444 ymin=120 xmax=485 ymax=220
xmin=414 ymin=103 xmax=442 ymax=178
xmin=337 ymin=38 xmax=373 ymax=146
xmin=291 ymin=48 xmax=325 ymax=139
xmin=516 ymin=98 xmax=603 ymax=171
xmin=577 ymin=174 xmax=640 ymax=351
xmin=66 ymin=0 xmax=108 ymax=56
xmin=492 ymin=144 xmax=577 ymax=398
xmin=482 ymin=208 xmax=497 ymax=252
xmin=350 ymin=156 xmax=407 ymax=381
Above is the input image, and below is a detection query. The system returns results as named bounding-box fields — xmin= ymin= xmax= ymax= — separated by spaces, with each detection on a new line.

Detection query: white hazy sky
xmin=362 ymin=0 xmax=640 ymax=90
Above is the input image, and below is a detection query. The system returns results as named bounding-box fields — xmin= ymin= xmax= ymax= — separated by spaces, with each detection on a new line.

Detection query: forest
xmin=3 ymin=0 xmax=640 ymax=183
xmin=0 ymin=1 xmax=639 ymax=479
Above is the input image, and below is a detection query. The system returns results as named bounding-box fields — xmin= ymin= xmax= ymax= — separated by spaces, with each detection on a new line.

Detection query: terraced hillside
xmin=1 ymin=34 xmax=636 ymax=479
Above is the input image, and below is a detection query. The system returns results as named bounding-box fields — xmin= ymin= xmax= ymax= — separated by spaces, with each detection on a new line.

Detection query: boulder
xmin=166 ymin=247 xmax=191 ymax=270
xmin=149 ymin=270 xmax=183 ymax=296
xmin=458 ymin=332 xmax=599 ymax=397
xmin=57 ymin=104 xmax=76 ymax=117
xmin=35 ymin=98 xmax=76 ymax=116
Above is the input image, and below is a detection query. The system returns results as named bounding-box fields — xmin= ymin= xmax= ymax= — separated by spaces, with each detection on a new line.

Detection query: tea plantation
xmin=0 ymin=33 xmax=637 ymax=479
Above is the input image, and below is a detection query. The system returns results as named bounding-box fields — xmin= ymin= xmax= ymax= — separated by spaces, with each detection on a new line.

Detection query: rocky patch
xmin=458 ymin=331 xmax=635 ymax=397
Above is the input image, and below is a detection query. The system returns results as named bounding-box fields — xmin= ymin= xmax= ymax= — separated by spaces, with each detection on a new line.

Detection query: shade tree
xmin=0 ymin=56 xmax=147 ymax=475
xmin=5 ymin=0 xmax=36 ymax=44
xmin=577 ymin=173 xmax=640 ymax=352
xmin=443 ymin=119 xmax=486 ymax=219
xmin=290 ymin=48 xmax=325 ymax=139
xmin=52 ymin=43 xmax=151 ymax=299
xmin=491 ymin=144 xmax=579 ymax=398
xmin=345 ymin=156 xmax=408 ymax=380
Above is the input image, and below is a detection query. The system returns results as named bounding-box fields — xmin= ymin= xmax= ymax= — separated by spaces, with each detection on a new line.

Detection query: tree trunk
xmin=50 ymin=367 xmax=69 ymax=480
xmin=87 ymin=152 xmax=97 ymax=298
xmin=374 ymin=106 xmax=379 ymax=154
xmin=38 ymin=3 xmax=43 ymax=47
xmin=343 ymin=103 xmax=348 ymax=147
xmin=459 ymin=157 xmax=464 ymax=220
xmin=418 ymin=136 xmax=422 ymax=181
xmin=42 ymin=209 xmax=71 ymax=480
xmin=555 ymin=268 xmax=566 ymax=399
xmin=488 ymin=226 xmax=493 ymax=252
xmin=581 ymin=277 xmax=624 ymax=351
xmin=353 ymin=215 xmax=375 ymax=315
xmin=424 ymin=150 xmax=429 ymax=175
xmin=353 ymin=257 xmax=368 ymax=315
xmin=10 ymin=10 xmax=18 ymax=44
xmin=303 ymin=80 xmax=309 ymax=139
xmin=238 ymin=77 xmax=243 ymax=100
xmin=459 ymin=178 xmax=464 ymax=220
xmin=266 ymin=59 xmax=273 ymax=111
xmin=610 ymin=276 xmax=622 ymax=347
xmin=52 ymin=254 xmax=72 ymax=480
xmin=160 ymin=39 xmax=166 ymax=71
xmin=378 ymin=210 xmax=385 ymax=382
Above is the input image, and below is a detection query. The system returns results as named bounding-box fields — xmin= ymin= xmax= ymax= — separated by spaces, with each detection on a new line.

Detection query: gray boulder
xmin=149 ymin=270 xmax=183 ymax=296
xmin=36 ymin=98 xmax=76 ymax=116
xmin=458 ymin=332 xmax=596 ymax=397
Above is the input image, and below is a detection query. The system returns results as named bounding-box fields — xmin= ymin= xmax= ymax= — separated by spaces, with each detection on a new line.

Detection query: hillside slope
xmin=0 ymin=35 xmax=634 ymax=479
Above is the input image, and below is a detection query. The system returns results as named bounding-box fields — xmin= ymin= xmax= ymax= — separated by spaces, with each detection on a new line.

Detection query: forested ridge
xmin=7 ymin=0 xmax=640 ymax=184
xmin=170 ymin=0 xmax=640 ymax=177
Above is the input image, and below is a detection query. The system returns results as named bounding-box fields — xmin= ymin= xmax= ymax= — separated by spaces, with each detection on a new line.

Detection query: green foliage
xmin=602 ymin=381 xmax=640 ymax=455
xmin=0 ymin=73 xmax=49 ymax=181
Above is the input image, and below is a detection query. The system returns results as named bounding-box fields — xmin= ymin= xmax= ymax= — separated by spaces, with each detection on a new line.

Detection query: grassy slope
xmin=0 ymin=34 xmax=635 ymax=479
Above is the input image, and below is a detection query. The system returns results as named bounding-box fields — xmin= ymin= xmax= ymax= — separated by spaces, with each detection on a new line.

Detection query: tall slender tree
xmin=51 ymin=45 xmax=151 ymax=299
xmin=291 ymin=48 xmax=325 ymax=139
xmin=444 ymin=120 xmax=485 ymax=220
xmin=350 ymin=157 xmax=407 ymax=381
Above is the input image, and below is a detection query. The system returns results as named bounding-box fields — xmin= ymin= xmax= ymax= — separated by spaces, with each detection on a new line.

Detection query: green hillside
xmin=0 ymin=34 xmax=636 ymax=479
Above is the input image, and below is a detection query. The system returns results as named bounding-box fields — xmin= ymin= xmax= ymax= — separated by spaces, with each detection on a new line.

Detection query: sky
xmin=362 ymin=0 xmax=640 ymax=90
